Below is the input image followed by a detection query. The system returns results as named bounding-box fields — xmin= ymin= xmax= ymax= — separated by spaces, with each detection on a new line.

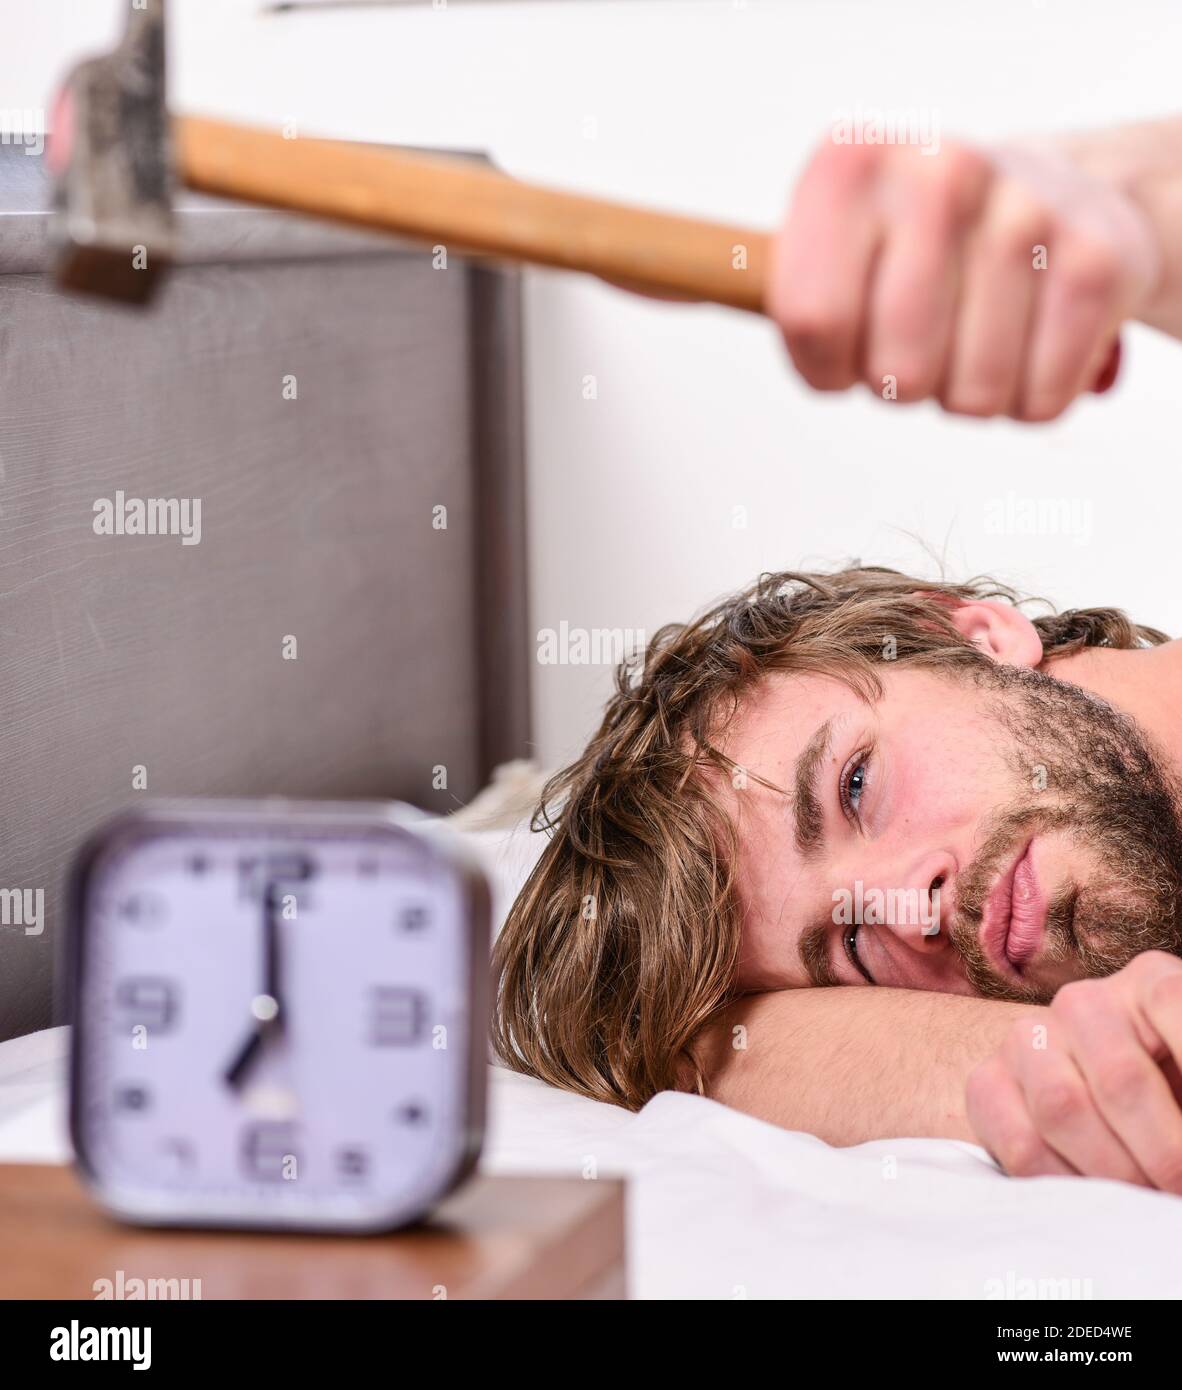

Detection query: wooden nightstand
xmin=0 ymin=1164 xmax=627 ymax=1300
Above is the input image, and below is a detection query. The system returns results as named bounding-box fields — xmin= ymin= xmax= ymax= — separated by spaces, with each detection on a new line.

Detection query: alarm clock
xmin=66 ymin=799 xmax=491 ymax=1232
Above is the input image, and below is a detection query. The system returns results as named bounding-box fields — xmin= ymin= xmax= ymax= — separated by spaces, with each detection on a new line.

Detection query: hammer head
xmin=50 ymin=0 xmax=175 ymax=305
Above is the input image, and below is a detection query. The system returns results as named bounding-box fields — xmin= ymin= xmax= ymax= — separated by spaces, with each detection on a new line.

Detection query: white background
xmin=8 ymin=0 xmax=1182 ymax=768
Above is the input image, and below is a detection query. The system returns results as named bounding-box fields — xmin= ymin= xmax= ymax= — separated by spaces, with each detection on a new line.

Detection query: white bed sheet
xmin=485 ymin=1063 xmax=1182 ymax=1299
xmin=5 ymin=1024 xmax=1182 ymax=1300
xmin=5 ymin=809 xmax=1182 ymax=1299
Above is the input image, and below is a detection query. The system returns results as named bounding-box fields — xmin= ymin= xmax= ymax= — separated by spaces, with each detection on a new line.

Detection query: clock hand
xmin=223 ymin=1026 xmax=265 ymax=1090
xmin=262 ymin=879 xmax=284 ymax=1017
xmin=223 ymin=880 xmax=286 ymax=1090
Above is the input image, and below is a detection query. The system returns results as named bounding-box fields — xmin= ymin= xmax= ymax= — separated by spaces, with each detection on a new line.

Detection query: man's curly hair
xmin=491 ymin=565 xmax=1168 ymax=1110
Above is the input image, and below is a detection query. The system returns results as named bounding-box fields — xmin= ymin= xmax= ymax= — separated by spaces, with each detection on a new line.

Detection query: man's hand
xmin=768 ymin=134 xmax=1164 ymax=420
xmin=966 ymin=951 xmax=1182 ymax=1192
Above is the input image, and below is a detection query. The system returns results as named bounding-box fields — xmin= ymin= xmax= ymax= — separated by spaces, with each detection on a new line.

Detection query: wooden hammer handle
xmin=175 ymin=116 xmax=770 ymax=313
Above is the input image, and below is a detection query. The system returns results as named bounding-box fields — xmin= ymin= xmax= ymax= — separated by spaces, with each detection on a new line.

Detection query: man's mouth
xmin=979 ymin=840 xmax=1046 ymax=975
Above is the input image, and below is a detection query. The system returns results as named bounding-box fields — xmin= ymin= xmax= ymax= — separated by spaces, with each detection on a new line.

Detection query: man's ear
xmin=943 ymin=599 xmax=1043 ymax=667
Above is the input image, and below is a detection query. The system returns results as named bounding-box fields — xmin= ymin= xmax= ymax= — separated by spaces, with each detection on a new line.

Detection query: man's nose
xmin=855 ymin=853 xmax=954 ymax=952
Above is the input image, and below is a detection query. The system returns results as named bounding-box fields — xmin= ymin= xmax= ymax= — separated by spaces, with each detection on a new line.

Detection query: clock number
xmin=237 ymin=853 xmax=315 ymax=901
xmin=397 ymin=903 xmax=431 ymax=934
xmin=114 ymin=1084 xmax=151 ymax=1113
xmin=337 ymin=1147 xmax=369 ymax=1180
xmin=115 ymin=892 xmax=167 ymax=927
xmin=115 ymin=976 xmax=177 ymax=1033
xmin=241 ymin=1122 xmax=300 ymax=1182
xmin=369 ymin=986 xmax=426 ymax=1047
xmin=161 ymin=1138 xmax=195 ymax=1173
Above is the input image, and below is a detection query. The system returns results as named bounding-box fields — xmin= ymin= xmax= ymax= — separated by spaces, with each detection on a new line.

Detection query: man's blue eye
xmin=841 ymin=758 xmax=868 ymax=819
xmin=848 ymin=766 xmax=865 ymax=806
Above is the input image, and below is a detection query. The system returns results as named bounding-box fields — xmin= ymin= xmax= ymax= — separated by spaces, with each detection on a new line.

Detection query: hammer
xmin=49 ymin=3 xmax=1123 ymax=397
xmin=49 ymin=0 xmax=769 ymax=311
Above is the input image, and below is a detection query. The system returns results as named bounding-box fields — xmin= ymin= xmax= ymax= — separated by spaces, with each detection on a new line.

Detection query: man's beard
xmin=946 ymin=662 xmax=1182 ymax=1004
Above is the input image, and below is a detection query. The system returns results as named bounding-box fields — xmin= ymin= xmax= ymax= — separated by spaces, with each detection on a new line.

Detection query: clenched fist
xmin=768 ymin=136 xmax=1163 ymax=420
xmin=966 ymin=951 xmax=1182 ymax=1191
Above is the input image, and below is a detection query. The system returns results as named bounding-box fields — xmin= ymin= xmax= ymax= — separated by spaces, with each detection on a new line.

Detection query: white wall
xmin=8 ymin=0 xmax=1182 ymax=768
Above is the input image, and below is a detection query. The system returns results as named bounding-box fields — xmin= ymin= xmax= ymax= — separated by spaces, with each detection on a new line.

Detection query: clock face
xmin=69 ymin=805 xmax=487 ymax=1231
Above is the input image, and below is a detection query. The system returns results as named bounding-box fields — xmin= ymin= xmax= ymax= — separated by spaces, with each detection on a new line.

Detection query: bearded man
xmin=494 ymin=568 xmax=1182 ymax=1193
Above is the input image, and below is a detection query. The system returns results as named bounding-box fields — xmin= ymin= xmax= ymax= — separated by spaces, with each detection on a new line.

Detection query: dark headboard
xmin=0 ymin=146 xmax=530 ymax=1040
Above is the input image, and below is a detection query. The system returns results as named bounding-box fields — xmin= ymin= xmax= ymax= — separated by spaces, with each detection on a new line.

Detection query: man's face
xmin=726 ymin=661 xmax=1182 ymax=1004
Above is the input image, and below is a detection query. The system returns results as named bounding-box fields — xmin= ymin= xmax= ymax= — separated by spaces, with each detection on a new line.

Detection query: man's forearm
xmin=1056 ymin=117 xmax=1182 ymax=339
xmin=693 ymin=987 xmax=1044 ymax=1147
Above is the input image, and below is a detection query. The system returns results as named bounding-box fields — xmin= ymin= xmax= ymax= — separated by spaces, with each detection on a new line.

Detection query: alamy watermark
xmin=985 ymin=1270 xmax=1094 ymax=1300
xmin=832 ymin=879 xmax=940 ymax=935
xmin=93 ymin=1269 xmax=202 ymax=1300
xmin=93 ymin=491 xmax=202 ymax=546
xmin=0 ymin=109 xmax=45 ymax=156
xmin=831 ymin=105 xmax=941 ymax=156
xmin=0 ymin=887 xmax=44 ymax=936
xmin=985 ymin=491 xmax=1093 ymax=546
xmin=536 ymin=621 xmax=645 ymax=666
xmin=50 ymin=1321 xmax=150 ymax=1370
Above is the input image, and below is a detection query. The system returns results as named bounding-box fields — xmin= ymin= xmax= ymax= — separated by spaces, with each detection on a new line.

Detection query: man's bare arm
xmin=693 ymin=987 xmax=1043 ymax=1146
xmin=1058 ymin=116 xmax=1182 ymax=340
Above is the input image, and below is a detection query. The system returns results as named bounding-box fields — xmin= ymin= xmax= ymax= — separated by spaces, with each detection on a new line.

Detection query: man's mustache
xmin=944 ymin=805 xmax=1089 ymax=1004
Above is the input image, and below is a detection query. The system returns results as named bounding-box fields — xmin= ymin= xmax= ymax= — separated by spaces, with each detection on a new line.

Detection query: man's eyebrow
xmin=792 ymin=718 xmax=835 ymax=858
